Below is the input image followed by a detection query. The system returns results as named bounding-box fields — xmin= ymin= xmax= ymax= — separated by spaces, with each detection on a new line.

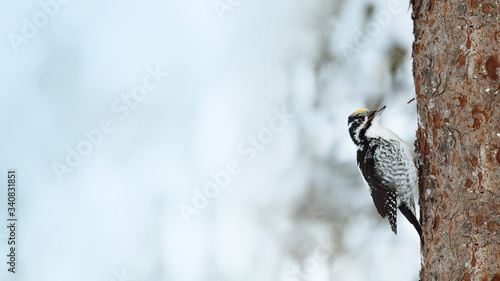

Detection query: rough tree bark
xmin=412 ymin=0 xmax=500 ymax=280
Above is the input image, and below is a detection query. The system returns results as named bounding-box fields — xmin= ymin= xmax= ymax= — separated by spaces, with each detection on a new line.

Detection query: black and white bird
xmin=347 ymin=106 xmax=423 ymax=243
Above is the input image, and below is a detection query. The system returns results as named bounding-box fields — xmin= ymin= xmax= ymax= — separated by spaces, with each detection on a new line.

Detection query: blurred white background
xmin=0 ymin=0 xmax=420 ymax=280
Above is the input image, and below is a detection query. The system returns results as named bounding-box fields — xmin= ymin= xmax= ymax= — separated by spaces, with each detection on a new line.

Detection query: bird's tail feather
xmin=398 ymin=204 xmax=424 ymax=245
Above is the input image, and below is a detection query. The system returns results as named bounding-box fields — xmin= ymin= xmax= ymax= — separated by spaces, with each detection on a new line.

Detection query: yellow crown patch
xmin=350 ymin=108 xmax=368 ymax=115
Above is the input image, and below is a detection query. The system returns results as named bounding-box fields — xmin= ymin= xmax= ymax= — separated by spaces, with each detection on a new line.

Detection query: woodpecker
xmin=347 ymin=106 xmax=423 ymax=242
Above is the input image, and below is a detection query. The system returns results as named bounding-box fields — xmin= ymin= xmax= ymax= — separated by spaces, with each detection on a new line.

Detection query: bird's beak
xmin=375 ymin=106 xmax=386 ymax=115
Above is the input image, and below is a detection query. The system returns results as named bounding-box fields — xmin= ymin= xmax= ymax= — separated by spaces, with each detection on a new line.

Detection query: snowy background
xmin=0 ymin=0 xmax=420 ymax=280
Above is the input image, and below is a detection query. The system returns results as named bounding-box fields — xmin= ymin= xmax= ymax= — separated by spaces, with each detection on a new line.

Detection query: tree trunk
xmin=412 ymin=0 xmax=500 ymax=280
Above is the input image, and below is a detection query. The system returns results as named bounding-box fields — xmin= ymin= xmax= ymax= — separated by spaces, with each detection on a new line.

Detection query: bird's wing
xmin=357 ymin=141 xmax=398 ymax=234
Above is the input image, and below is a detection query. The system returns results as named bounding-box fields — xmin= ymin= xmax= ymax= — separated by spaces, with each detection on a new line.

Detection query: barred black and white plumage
xmin=348 ymin=106 xmax=423 ymax=243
